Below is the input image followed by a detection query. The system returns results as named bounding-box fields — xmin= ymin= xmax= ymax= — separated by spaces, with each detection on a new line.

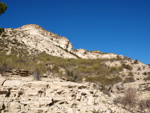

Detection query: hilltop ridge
xmin=2 ymin=24 xmax=122 ymax=59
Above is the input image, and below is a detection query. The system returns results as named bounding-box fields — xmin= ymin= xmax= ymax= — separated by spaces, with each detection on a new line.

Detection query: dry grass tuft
xmin=114 ymin=88 xmax=137 ymax=107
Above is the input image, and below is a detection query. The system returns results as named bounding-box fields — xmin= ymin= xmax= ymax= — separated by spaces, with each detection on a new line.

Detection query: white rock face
xmin=2 ymin=24 xmax=122 ymax=59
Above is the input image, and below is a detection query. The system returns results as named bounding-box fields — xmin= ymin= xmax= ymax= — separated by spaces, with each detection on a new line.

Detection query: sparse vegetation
xmin=86 ymin=75 xmax=122 ymax=86
xmin=0 ymin=30 xmax=148 ymax=90
xmin=0 ymin=47 xmax=124 ymax=85
xmin=65 ymin=68 xmax=81 ymax=82
xmin=114 ymin=88 xmax=137 ymax=107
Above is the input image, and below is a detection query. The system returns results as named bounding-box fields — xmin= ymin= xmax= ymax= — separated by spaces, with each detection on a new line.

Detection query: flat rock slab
xmin=3 ymin=80 xmax=22 ymax=87
xmin=0 ymin=78 xmax=6 ymax=86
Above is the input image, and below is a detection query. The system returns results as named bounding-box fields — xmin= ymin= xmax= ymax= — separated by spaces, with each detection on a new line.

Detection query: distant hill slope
xmin=0 ymin=24 xmax=150 ymax=113
xmin=0 ymin=24 xmax=122 ymax=59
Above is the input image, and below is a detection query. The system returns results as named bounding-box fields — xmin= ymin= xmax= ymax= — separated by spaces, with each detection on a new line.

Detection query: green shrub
xmin=65 ymin=69 xmax=81 ymax=82
xmin=86 ymin=75 xmax=122 ymax=86
xmin=52 ymin=65 xmax=59 ymax=73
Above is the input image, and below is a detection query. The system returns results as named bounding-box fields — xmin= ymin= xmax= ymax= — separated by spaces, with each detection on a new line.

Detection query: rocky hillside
xmin=0 ymin=73 xmax=150 ymax=113
xmin=0 ymin=75 xmax=127 ymax=113
xmin=0 ymin=24 xmax=121 ymax=59
xmin=0 ymin=24 xmax=150 ymax=113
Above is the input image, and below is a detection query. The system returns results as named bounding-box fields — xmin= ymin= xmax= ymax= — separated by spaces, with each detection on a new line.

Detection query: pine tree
xmin=0 ymin=2 xmax=7 ymax=15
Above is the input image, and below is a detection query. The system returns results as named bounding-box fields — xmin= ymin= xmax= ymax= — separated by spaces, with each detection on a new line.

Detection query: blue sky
xmin=0 ymin=0 xmax=150 ymax=64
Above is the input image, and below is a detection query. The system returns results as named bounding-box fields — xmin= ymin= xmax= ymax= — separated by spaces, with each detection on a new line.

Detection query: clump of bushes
xmin=123 ymin=88 xmax=137 ymax=106
xmin=114 ymin=88 xmax=150 ymax=112
xmin=65 ymin=69 xmax=81 ymax=82
xmin=86 ymin=75 xmax=122 ymax=86
xmin=114 ymin=88 xmax=137 ymax=107
xmin=52 ymin=65 xmax=59 ymax=73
